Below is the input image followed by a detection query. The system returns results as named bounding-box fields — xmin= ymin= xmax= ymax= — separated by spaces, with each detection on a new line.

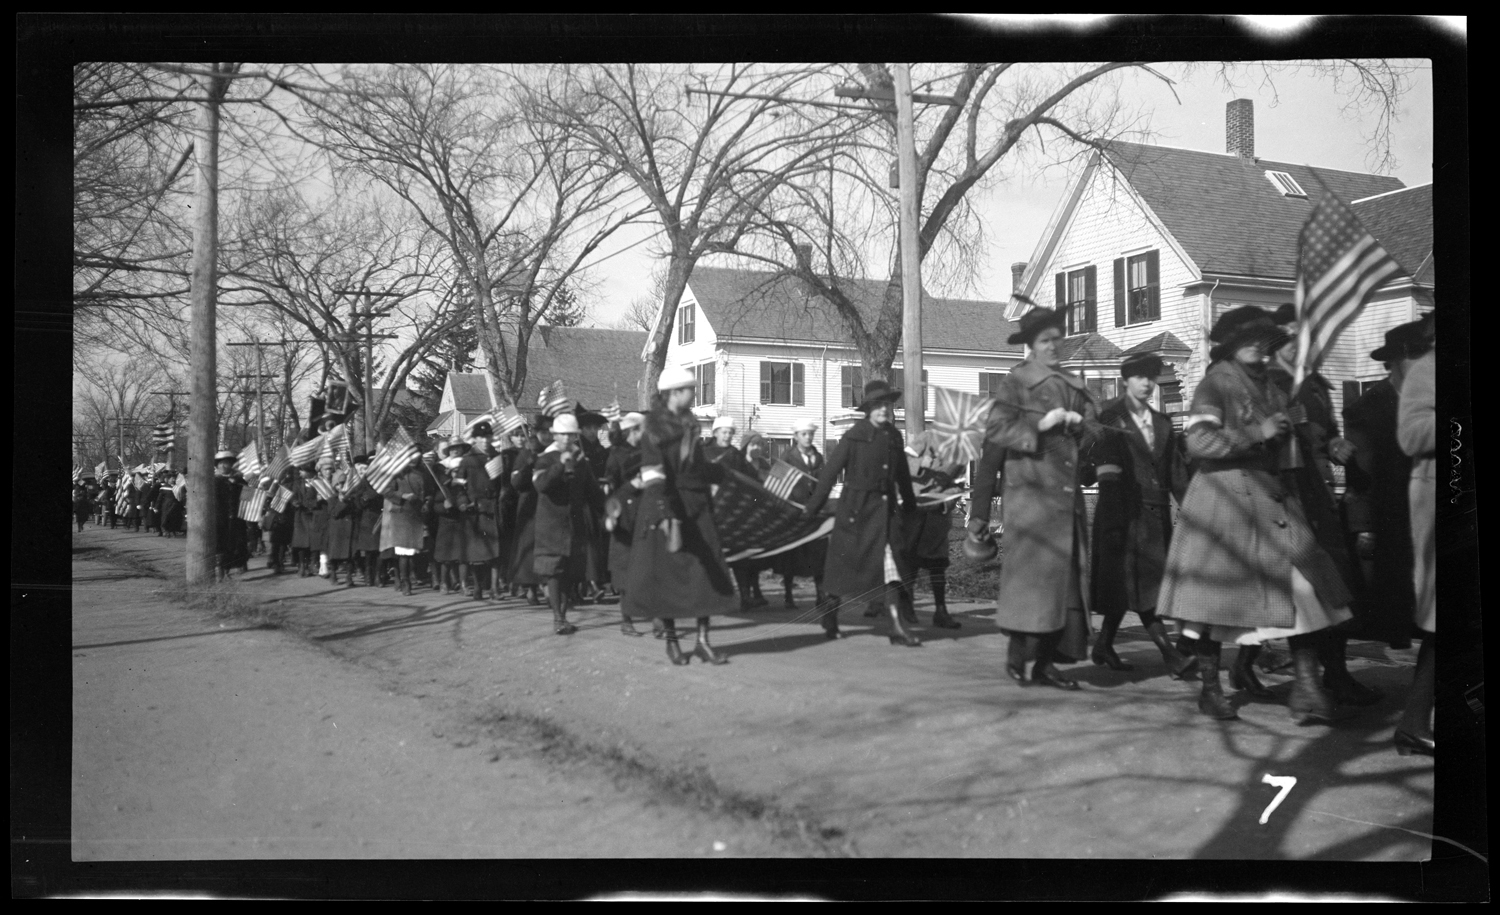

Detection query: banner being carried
xmin=712 ymin=469 xmax=835 ymax=563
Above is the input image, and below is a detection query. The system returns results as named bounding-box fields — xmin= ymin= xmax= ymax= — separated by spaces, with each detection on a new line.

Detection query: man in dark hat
xmin=1341 ymin=318 xmax=1436 ymax=651
xmin=968 ymin=306 xmax=1102 ymax=689
xmin=803 ymin=378 xmax=921 ymax=645
xmin=1082 ymin=352 xmax=1197 ymax=679
xmin=213 ymin=450 xmax=247 ymax=580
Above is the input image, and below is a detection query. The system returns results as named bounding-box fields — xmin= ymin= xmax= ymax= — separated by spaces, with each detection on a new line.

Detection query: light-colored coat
xmin=1396 ymin=350 xmax=1436 ymax=633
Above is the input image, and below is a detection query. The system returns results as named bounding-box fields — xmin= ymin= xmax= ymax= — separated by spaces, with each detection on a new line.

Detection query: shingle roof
xmin=688 ymin=266 xmax=1024 ymax=354
xmin=1120 ymin=331 xmax=1192 ymax=359
xmin=514 ymin=326 xmax=649 ymax=412
xmin=1100 ymin=141 xmax=1406 ymax=280
xmin=425 ymin=409 xmax=454 ymax=434
xmin=1055 ymin=333 xmax=1123 ymax=363
xmin=1352 ymin=184 xmax=1433 ymax=284
xmin=446 ymin=373 xmax=494 ymax=414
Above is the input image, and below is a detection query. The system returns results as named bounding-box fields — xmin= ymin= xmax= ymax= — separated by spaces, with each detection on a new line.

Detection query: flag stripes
xmin=239 ymin=487 xmax=269 ymax=522
xmin=762 ymin=460 xmax=815 ymax=504
xmin=495 ymin=402 xmax=526 ymax=435
xmin=537 ymin=380 xmax=574 ymax=417
xmin=602 ymin=399 xmax=622 ymax=424
xmin=72 ymin=465 xmax=83 ymax=484
xmin=263 ymin=445 xmax=291 ymax=484
xmin=270 ymin=483 xmax=294 ymax=513
xmin=485 ymin=453 xmax=506 ymax=481
xmin=364 ymin=427 xmax=418 ymax=497
xmin=235 ymin=442 xmax=262 ymax=480
xmin=310 ymin=476 xmax=336 ymax=501
xmin=288 ymin=432 xmax=324 ymax=468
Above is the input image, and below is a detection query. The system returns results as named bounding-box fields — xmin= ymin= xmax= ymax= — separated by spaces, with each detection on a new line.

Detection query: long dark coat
xmin=100 ymin=483 xmax=117 ymax=520
xmin=73 ymin=486 xmax=92 ymax=525
xmin=454 ymin=451 xmax=500 ymax=563
xmin=1158 ymin=359 xmax=1353 ymax=629
xmin=971 ymin=359 xmax=1097 ymax=658
xmin=899 ymin=469 xmax=954 ymax=570
xmin=1341 ymin=378 xmax=1416 ymax=644
xmin=349 ymin=481 xmax=382 ymax=554
xmin=775 ymin=445 xmax=828 ymax=580
xmin=1083 ymin=396 xmax=1189 ymax=620
xmin=325 ymin=489 xmax=355 ymax=560
xmin=157 ymin=485 xmax=185 ymax=535
xmin=508 ymin=444 xmax=543 ymax=585
xmin=432 ymin=463 xmax=466 ymax=563
xmin=705 ymin=441 xmax=775 ymax=581
xmin=290 ymin=476 xmax=326 ymax=551
xmin=496 ymin=446 xmax=521 ymax=576
xmin=1268 ymin=365 xmax=1356 ymax=588
xmin=604 ymin=441 xmax=642 ymax=582
xmin=214 ymin=473 xmax=248 ymax=566
xmin=622 ymin=407 xmax=739 ymax=620
xmin=143 ymin=481 xmax=162 ymax=531
xmin=531 ymin=443 xmax=604 ymax=580
xmin=380 ymin=469 xmax=428 ymax=552
xmin=803 ymin=418 xmax=916 ymax=602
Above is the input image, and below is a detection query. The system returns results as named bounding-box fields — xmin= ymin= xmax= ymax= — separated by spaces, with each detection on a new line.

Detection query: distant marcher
xmin=775 ymin=419 xmax=836 ymax=635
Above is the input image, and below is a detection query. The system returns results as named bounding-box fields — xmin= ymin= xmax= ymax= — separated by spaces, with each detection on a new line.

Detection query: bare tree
xmin=529 ymin=63 xmax=858 ymax=407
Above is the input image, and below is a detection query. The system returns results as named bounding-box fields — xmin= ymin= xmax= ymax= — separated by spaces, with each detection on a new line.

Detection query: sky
xmin=578 ymin=58 xmax=1435 ymax=329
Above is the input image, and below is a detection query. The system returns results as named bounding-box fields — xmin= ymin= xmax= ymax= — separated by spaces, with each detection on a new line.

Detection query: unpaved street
xmin=69 ymin=525 xmax=1435 ymax=866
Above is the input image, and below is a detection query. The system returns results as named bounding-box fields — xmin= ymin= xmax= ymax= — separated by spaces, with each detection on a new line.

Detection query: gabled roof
xmin=688 ymin=265 xmax=1024 ymax=354
xmin=1120 ymin=331 xmax=1192 ymax=360
xmin=1055 ymin=333 xmax=1123 ymax=364
xmin=446 ymin=372 xmax=495 ymax=414
xmin=1099 ymin=141 xmax=1407 ymax=281
xmin=1352 ymin=183 xmax=1434 ymax=284
xmin=425 ymin=409 xmax=454 ymax=434
xmin=514 ymin=326 xmax=649 ymax=412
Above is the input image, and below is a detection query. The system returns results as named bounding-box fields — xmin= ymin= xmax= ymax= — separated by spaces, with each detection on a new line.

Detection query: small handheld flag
xmin=364 ymin=427 xmax=419 ymax=497
xmin=495 ymin=402 xmax=526 ymax=435
xmin=235 ymin=442 xmax=263 ymax=480
xmin=762 ymin=460 xmax=816 ymax=504
xmin=930 ymin=387 xmax=991 ymax=466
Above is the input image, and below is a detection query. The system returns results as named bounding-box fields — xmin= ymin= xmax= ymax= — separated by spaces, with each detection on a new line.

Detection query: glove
xmin=1038 ymin=407 xmax=1070 ymax=432
xmin=1257 ymin=413 xmax=1291 ymax=441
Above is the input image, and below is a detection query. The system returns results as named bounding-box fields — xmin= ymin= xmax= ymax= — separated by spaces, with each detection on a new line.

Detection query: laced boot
xmin=1091 ymin=614 xmax=1133 ymax=670
xmin=1288 ymin=639 xmax=1357 ymax=725
xmin=783 ymin=576 xmax=797 ymax=610
xmin=886 ymin=588 xmax=920 ymax=647
xmin=929 ymin=577 xmax=961 ymax=629
xmin=1229 ymin=645 xmax=1278 ymax=700
xmin=1145 ymin=619 xmax=1198 ymax=680
xmin=1196 ymin=639 xmax=1239 ymax=720
xmin=1031 ymin=632 xmax=1081 ymax=690
xmin=1006 ymin=634 xmax=1031 ymax=684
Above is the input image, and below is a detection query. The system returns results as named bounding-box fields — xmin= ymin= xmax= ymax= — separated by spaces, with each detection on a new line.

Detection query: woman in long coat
xmin=508 ymin=418 xmax=549 ymax=604
xmin=346 ymin=455 xmax=384 ymax=587
xmin=379 ymin=451 xmax=428 ymax=595
xmin=73 ymin=484 xmax=92 ymax=532
xmin=456 ymin=423 xmax=502 ymax=601
xmin=495 ymin=429 xmax=525 ymax=594
xmin=803 ymin=379 xmax=921 ymax=647
xmin=158 ymin=473 xmax=186 ymax=538
xmin=623 ymin=365 xmax=740 ymax=665
xmin=532 ymin=413 xmax=605 ymax=634
xmin=604 ymin=413 xmax=646 ymax=636
xmin=776 ymin=419 xmax=833 ymax=629
xmin=965 ymin=308 xmax=1100 ymax=688
xmin=432 ymin=439 xmax=469 ymax=594
xmin=121 ymin=474 xmax=143 ymax=531
xmin=324 ymin=466 xmax=358 ymax=587
xmin=1394 ymin=334 xmax=1436 ymax=755
xmin=290 ymin=464 xmax=325 ymax=577
xmin=1157 ymin=306 xmax=1356 ymax=724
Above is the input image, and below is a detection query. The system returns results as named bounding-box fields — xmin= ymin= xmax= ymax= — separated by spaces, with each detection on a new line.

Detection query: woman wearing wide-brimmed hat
xmin=508 ymin=414 xmax=550 ymax=604
xmin=966 ymin=305 xmax=1101 ymax=688
xmin=1157 ymin=306 xmax=1357 ymax=724
xmin=803 ymin=378 xmax=922 ymax=646
xmin=432 ymin=436 xmax=473 ymax=595
xmin=623 ymin=365 xmax=740 ymax=665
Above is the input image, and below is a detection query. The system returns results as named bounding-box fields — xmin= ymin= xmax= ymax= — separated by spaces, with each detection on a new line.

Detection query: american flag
xmin=310 ymin=476 xmax=336 ymax=501
xmin=1292 ymin=186 xmax=1405 ymax=391
xmin=495 ymin=402 xmax=526 ymax=435
xmin=288 ymin=431 xmax=324 ymax=468
xmin=712 ymin=469 xmax=835 ymax=562
xmin=485 ymin=453 xmax=506 ymax=480
xmin=263 ymin=444 xmax=291 ymax=483
xmin=94 ymin=460 xmax=108 ymax=479
xmin=238 ymin=486 xmax=269 ymax=522
xmin=602 ymin=398 xmax=622 ymax=424
xmin=270 ymin=483 xmax=295 ymax=513
xmin=761 ymin=459 xmax=816 ymax=504
xmin=930 ymin=386 xmax=991 ymax=466
xmin=115 ymin=485 xmax=131 ymax=516
xmin=364 ymin=426 xmax=419 ymax=496
xmin=235 ymin=442 xmax=262 ymax=480
xmin=72 ymin=465 xmax=83 ymax=484
xmin=537 ymin=380 xmax=574 ymax=417
xmin=151 ymin=421 xmax=175 ymax=450
xmin=324 ymin=422 xmax=351 ymax=464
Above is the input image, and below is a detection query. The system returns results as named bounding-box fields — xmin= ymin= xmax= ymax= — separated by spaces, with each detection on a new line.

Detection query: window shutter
xmin=1084 ymin=266 xmax=1097 ymax=333
xmin=1113 ymin=258 xmax=1126 ymax=327
xmin=1055 ymin=273 xmax=1065 ymax=312
xmin=703 ymin=361 xmax=715 ymax=404
xmin=840 ymin=366 xmax=854 ymax=408
xmin=792 ymin=363 xmax=805 ymax=406
xmin=760 ymin=362 xmax=771 ymax=403
xmin=1145 ymin=250 xmax=1160 ymax=320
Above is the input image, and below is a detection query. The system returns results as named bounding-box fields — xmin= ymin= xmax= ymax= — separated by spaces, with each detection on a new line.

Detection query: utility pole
xmin=228 ymin=340 xmax=280 ymax=455
xmin=333 ymin=288 xmax=400 ymax=453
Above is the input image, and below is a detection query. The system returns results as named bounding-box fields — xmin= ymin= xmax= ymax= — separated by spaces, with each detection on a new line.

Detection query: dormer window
xmin=1265 ymin=170 xmax=1308 ymax=198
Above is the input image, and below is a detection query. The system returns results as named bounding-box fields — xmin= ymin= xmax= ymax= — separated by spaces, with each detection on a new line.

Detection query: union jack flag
xmin=1292 ymin=184 xmax=1405 ymax=392
xmin=364 ymin=427 xmax=419 ymax=497
xmin=930 ymin=386 xmax=991 ymax=466
xmin=761 ymin=459 xmax=816 ymax=505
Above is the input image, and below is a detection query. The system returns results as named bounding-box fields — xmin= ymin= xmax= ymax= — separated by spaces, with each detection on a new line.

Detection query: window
xmin=1085 ymin=376 xmax=1118 ymax=403
xmin=979 ymin=372 xmax=1006 ymax=399
xmin=890 ymin=367 xmax=929 ymax=413
xmin=1264 ymin=170 xmax=1308 ymax=198
xmin=760 ymin=361 xmax=804 ymax=405
xmin=840 ymin=365 xmax=864 ymax=409
xmin=677 ymin=304 xmax=695 ymax=345
xmin=1114 ymin=251 xmax=1160 ymax=325
xmin=1055 ymin=266 xmax=1097 ymax=335
xmin=694 ymin=361 xmax=715 ymax=406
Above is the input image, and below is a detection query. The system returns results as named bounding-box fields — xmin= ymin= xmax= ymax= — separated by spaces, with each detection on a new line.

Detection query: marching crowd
xmin=74 ymin=302 xmax=1438 ymax=754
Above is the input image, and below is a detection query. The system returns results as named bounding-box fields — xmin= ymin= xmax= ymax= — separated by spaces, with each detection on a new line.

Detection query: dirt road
xmin=69 ymin=525 xmax=1436 ymax=868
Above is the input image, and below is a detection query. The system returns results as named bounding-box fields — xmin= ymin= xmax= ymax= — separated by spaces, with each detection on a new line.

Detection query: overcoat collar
xmin=1010 ymin=357 xmax=1087 ymax=392
xmin=841 ymin=418 xmax=880 ymax=442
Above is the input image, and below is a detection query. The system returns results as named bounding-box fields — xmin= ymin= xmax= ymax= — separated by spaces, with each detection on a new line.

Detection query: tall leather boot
xmin=1143 ymin=618 xmax=1198 ymax=680
xmin=399 ymin=556 xmax=413 ymax=596
xmin=929 ymin=573 xmax=961 ymax=629
xmin=550 ymin=577 xmax=576 ymax=635
xmin=1195 ymin=638 xmax=1238 ymax=720
xmin=1091 ymin=613 xmax=1133 ymax=670
xmin=885 ymin=585 xmax=920 ymax=647
xmin=473 ymin=563 xmax=487 ymax=602
xmin=1230 ymin=645 xmax=1277 ymax=699
xmin=1319 ymin=632 xmax=1384 ymax=706
xmin=783 ymin=575 xmax=797 ymax=610
xmin=819 ymin=593 xmax=843 ymax=640
xmin=1007 ymin=634 xmax=1031 ymax=684
xmin=1288 ymin=635 xmax=1357 ymax=725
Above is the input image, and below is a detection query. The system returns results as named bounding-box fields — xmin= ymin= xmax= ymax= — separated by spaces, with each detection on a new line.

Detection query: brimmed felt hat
xmin=620 ymin=412 xmax=646 ymax=431
xmin=1007 ymin=306 xmax=1067 ymax=346
xmin=1370 ymin=319 xmax=1436 ymax=362
xmin=1208 ymin=305 xmax=1287 ymax=361
xmin=551 ymin=413 xmax=581 ymax=435
xmin=857 ymin=379 xmax=902 ymax=412
xmin=711 ymin=415 xmax=736 ymax=432
xmin=656 ymin=364 xmax=696 ymax=392
xmin=443 ymin=437 xmax=471 ymax=456
xmin=1120 ymin=353 xmax=1163 ymax=379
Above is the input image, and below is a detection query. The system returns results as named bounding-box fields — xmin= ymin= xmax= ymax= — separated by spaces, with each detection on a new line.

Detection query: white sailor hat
xmin=792 ymin=418 xmax=818 ymax=433
xmin=214 ymin=450 xmax=236 ymax=462
xmin=711 ymin=415 xmax=736 ymax=432
xmin=551 ymin=413 xmax=581 ymax=435
xmin=656 ymin=364 xmax=696 ymax=392
xmin=619 ymin=412 xmax=646 ymax=431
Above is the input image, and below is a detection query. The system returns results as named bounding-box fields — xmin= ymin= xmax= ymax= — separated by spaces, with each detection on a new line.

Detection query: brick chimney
xmin=1226 ymin=99 xmax=1254 ymax=158
xmin=794 ymin=242 xmax=813 ymax=267
xmin=1011 ymin=262 xmax=1027 ymax=296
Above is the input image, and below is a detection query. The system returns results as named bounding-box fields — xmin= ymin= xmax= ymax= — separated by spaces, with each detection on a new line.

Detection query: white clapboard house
xmin=1010 ymin=98 xmax=1434 ymax=427
xmin=666 ymin=265 xmax=1029 ymax=455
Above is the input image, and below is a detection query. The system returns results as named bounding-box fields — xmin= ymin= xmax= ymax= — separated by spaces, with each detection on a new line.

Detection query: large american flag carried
xmin=929 ymin=386 xmax=991 ymax=466
xmin=364 ymin=426 xmax=419 ymax=496
xmin=761 ymin=459 xmax=817 ymax=506
xmin=713 ymin=469 xmax=835 ymax=563
xmin=235 ymin=442 xmax=262 ymax=480
xmin=1292 ymin=183 xmax=1405 ymax=393
xmin=263 ymin=444 xmax=292 ymax=484
xmin=151 ymin=420 xmax=175 ymax=451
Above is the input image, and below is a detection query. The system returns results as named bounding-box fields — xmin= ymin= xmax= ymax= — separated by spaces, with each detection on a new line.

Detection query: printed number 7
xmin=1259 ymin=773 xmax=1297 ymax=825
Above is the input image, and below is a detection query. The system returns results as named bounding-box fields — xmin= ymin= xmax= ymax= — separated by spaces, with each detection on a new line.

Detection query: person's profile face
xmin=1235 ymin=341 xmax=1267 ymax=366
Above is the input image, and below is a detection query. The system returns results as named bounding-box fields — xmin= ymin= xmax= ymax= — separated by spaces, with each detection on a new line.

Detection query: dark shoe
xmin=694 ymin=642 xmax=729 ymax=665
xmin=665 ymin=638 xmax=689 ymax=666
xmin=1196 ymin=642 xmax=1239 ymax=720
xmin=528 ymin=589 xmax=542 ymax=606
xmin=1324 ymin=673 xmax=1386 ymax=707
xmin=1091 ymin=644 xmax=1134 ymax=671
xmin=621 ymin=620 xmax=644 ymax=637
xmin=1230 ymin=647 xmax=1278 ymax=700
xmin=1146 ymin=621 xmax=1198 ymax=680
xmin=652 ymin=621 xmax=666 ymax=640
xmin=1394 ymin=729 xmax=1435 ymax=757
xmin=863 ymin=604 xmax=880 ymax=618
xmin=784 ymin=592 xmax=798 ymax=610
xmin=1031 ymin=664 xmax=1081 ymax=690
xmin=748 ymin=594 xmax=768 ymax=609
xmin=931 ymin=608 xmax=962 ymax=630
xmin=1289 ymin=648 xmax=1357 ymax=725
xmin=823 ymin=627 xmax=845 ymax=641
xmin=888 ymin=633 xmax=922 ymax=647
xmin=555 ymin=622 xmax=577 ymax=635
xmin=1006 ymin=663 xmax=1032 ymax=685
